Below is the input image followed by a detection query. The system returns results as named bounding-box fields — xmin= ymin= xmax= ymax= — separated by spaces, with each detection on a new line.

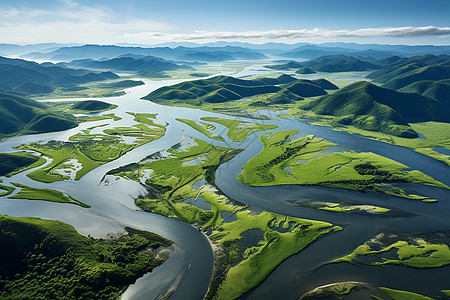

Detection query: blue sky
xmin=1 ymin=0 xmax=449 ymax=45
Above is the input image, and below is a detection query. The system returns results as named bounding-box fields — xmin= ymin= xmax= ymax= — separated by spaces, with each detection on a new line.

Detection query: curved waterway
xmin=1 ymin=66 xmax=449 ymax=299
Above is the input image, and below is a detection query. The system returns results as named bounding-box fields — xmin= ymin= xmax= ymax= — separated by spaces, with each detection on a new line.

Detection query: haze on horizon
xmin=0 ymin=0 xmax=449 ymax=46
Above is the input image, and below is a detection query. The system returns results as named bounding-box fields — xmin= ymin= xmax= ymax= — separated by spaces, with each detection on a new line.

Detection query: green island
xmin=8 ymin=183 xmax=90 ymax=208
xmin=15 ymin=113 xmax=166 ymax=183
xmin=77 ymin=113 xmax=122 ymax=123
xmin=379 ymin=287 xmax=434 ymax=300
xmin=51 ymin=100 xmax=118 ymax=114
xmin=333 ymin=231 xmax=450 ymax=268
xmin=0 ymin=215 xmax=171 ymax=299
xmin=299 ymin=281 xmax=437 ymax=300
xmin=296 ymin=201 xmax=393 ymax=216
xmin=0 ymin=180 xmax=15 ymax=197
xmin=200 ymin=116 xmax=278 ymax=142
xmin=237 ymin=129 xmax=449 ymax=201
xmin=176 ymin=118 xmax=225 ymax=141
xmin=0 ymin=152 xmax=46 ymax=177
xmin=107 ymin=137 xmax=342 ymax=299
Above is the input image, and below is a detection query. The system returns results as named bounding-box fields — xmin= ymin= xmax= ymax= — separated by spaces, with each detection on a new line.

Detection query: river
xmin=0 ymin=63 xmax=449 ymax=299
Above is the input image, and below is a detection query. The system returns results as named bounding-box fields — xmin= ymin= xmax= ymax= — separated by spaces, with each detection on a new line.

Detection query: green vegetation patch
xmin=238 ymin=129 xmax=449 ymax=201
xmin=0 ymin=180 xmax=15 ymax=197
xmin=176 ymin=118 xmax=225 ymax=141
xmin=16 ymin=113 xmax=166 ymax=183
xmin=77 ymin=113 xmax=122 ymax=123
xmin=333 ymin=231 xmax=450 ymax=268
xmin=201 ymin=116 xmax=278 ymax=142
xmin=8 ymin=183 xmax=90 ymax=208
xmin=0 ymin=152 xmax=46 ymax=177
xmin=379 ymin=287 xmax=434 ymax=300
xmin=0 ymin=215 xmax=171 ymax=300
xmin=109 ymin=138 xmax=341 ymax=300
xmin=297 ymin=201 xmax=393 ymax=216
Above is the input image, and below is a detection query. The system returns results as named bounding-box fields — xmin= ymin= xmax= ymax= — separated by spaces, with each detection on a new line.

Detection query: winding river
xmin=0 ymin=63 xmax=449 ymax=299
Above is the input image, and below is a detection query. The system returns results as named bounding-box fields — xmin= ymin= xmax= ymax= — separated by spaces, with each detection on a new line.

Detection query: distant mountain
xmin=66 ymin=56 xmax=192 ymax=77
xmin=0 ymin=93 xmax=77 ymax=138
xmin=21 ymin=44 xmax=267 ymax=62
xmin=180 ymin=52 xmax=235 ymax=62
xmin=0 ymin=56 xmax=119 ymax=96
xmin=299 ymin=55 xmax=379 ymax=72
xmin=300 ymin=81 xmax=448 ymax=138
xmin=264 ymin=60 xmax=304 ymax=70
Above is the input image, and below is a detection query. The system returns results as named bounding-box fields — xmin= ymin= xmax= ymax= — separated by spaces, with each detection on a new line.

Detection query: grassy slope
xmin=201 ymin=116 xmax=278 ymax=142
xmin=299 ymin=81 xmax=447 ymax=138
xmin=0 ymin=93 xmax=77 ymax=139
xmin=238 ymin=130 xmax=449 ymax=201
xmin=9 ymin=183 xmax=90 ymax=208
xmin=0 ymin=152 xmax=46 ymax=177
xmin=0 ymin=215 xmax=171 ymax=300
xmin=379 ymin=287 xmax=434 ymax=300
xmin=109 ymin=138 xmax=341 ymax=300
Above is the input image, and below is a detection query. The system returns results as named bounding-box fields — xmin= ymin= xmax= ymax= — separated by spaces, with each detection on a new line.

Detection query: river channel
xmin=0 ymin=63 xmax=449 ymax=299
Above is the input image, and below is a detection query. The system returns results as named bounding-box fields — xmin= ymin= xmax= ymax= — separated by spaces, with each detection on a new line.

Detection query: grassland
xmin=109 ymin=138 xmax=341 ymax=299
xmin=0 ymin=215 xmax=171 ymax=299
xmin=333 ymin=232 xmax=450 ymax=268
xmin=15 ymin=113 xmax=166 ymax=183
xmin=0 ymin=152 xmax=46 ymax=177
xmin=9 ymin=183 xmax=90 ymax=208
xmin=176 ymin=118 xmax=225 ymax=141
xmin=297 ymin=201 xmax=391 ymax=215
xmin=379 ymin=287 xmax=434 ymax=300
xmin=0 ymin=180 xmax=15 ymax=197
xmin=238 ymin=129 xmax=449 ymax=202
xmin=200 ymin=117 xmax=278 ymax=142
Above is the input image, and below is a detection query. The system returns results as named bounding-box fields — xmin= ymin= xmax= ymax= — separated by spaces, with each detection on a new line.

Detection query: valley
xmin=0 ymin=44 xmax=449 ymax=300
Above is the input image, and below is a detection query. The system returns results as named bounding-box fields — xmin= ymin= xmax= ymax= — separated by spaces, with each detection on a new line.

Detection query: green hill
xmin=72 ymin=100 xmax=115 ymax=112
xmin=296 ymin=67 xmax=316 ymax=74
xmin=265 ymin=79 xmax=334 ymax=104
xmin=0 ymin=215 xmax=171 ymax=299
xmin=264 ymin=60 xmax=304 ymax=70
xmin=300 ymin=55 xmax=379 ymax=72
xmin=399 ymin=80 xmax=450 ymax=115
xmin=143 ymin=75 xmax=285 ymax=105
xmin=0 ymin=93 xmax=77 ymax=138
xmin=300 ymin=81 xmax=447 ymax=138
xmin=382 ymin=65 xmax=450 ymax=90
xmin=0 ymin=152 xmax=41 ymax=176
xmin=0 ymin=56 xmax=120 ymax=96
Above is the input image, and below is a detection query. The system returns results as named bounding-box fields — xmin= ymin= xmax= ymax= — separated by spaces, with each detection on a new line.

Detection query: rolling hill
xmin=0 ymin=93 xmax=77 ymax=138
xmin=299 ymin=55 xmax=379 ymax=72
xmin=300 ymin=81 xmax=448 ymax=138
xmin=367 ymin=54 xmax=450 ymax=84
xmin=296 ymin=67 xmax=316 ymax=74
xmin=382 ymin=65 xmax=450 ymax=90
xmin=264 ymin=60 xmax=305 ymax=70
xmin=0 ymin=56 xmax=119 ymax=96
xmin=22 ymin=44 xmax=267 ymax=62
xmin=66 ymin=56 xmax=193 ymax=77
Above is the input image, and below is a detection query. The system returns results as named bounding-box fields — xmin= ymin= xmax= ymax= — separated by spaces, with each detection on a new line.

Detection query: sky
xmin=1 ymin=0 xmax=449 ymax=45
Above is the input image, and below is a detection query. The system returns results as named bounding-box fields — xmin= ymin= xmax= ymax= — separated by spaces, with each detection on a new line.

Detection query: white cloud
xmin=124 ymin=26 xmax=450 ymax=42
xmin=0 ymin=0 xmax=171 ymax=44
